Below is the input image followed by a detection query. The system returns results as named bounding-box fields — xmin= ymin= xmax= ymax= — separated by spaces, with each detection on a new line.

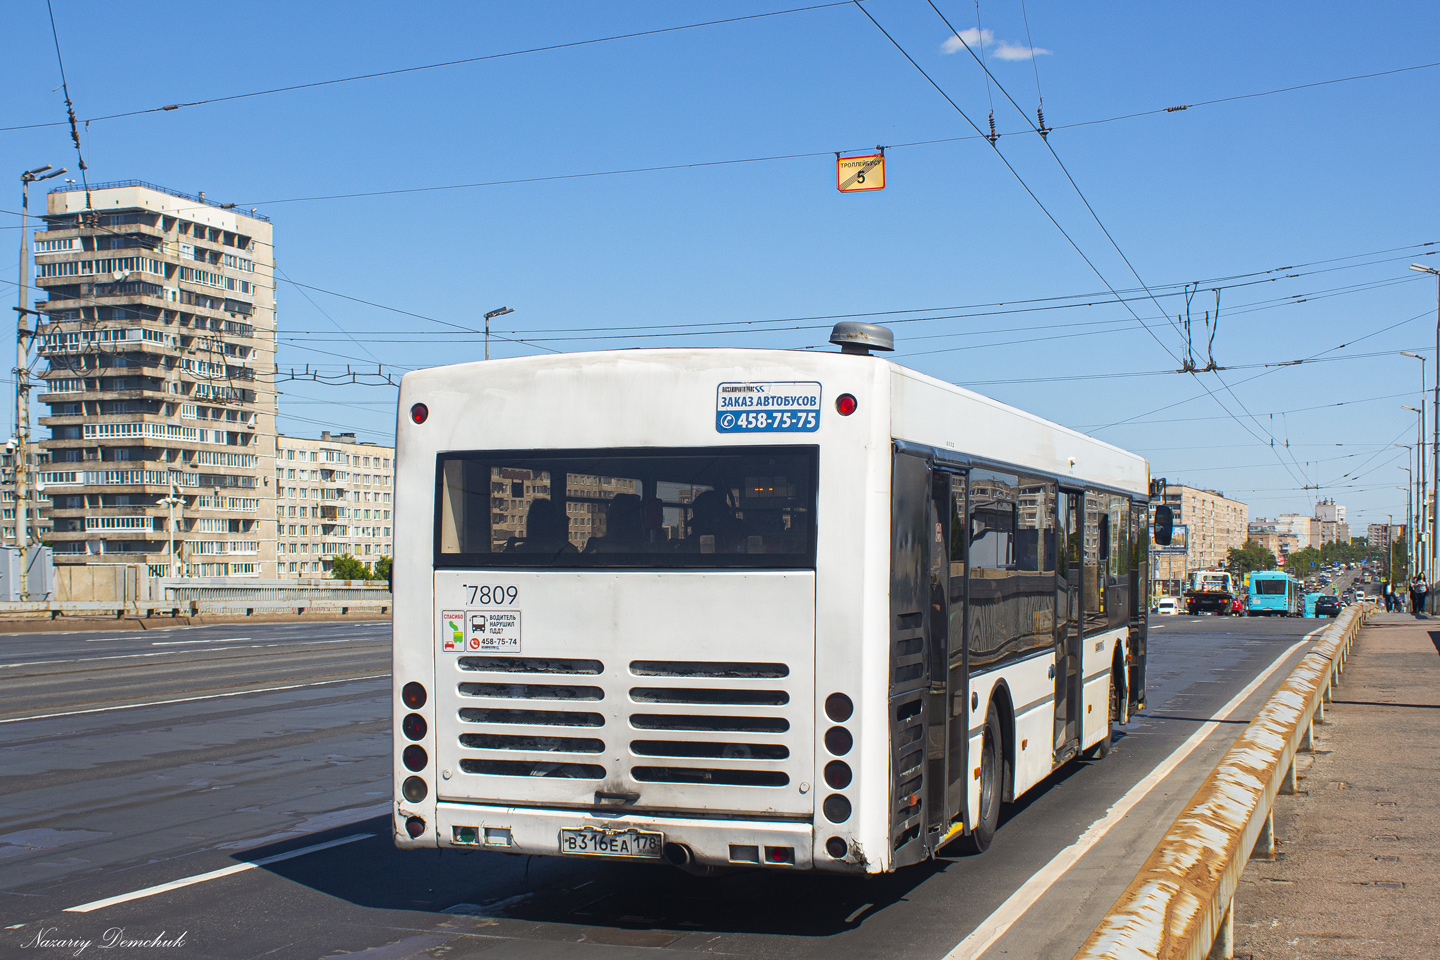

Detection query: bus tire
xmin=961 ymin=702 xmax=1003 ymax=855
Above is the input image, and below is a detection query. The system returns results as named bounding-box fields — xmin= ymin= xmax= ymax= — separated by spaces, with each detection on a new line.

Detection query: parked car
xmin=1230 ymin=595 xmax=1246 ymax=615
xmin=1315 ymin=595 xmax=1342 ymax=617
xmin=1154 ymin=597 xmax=1180 ymax=616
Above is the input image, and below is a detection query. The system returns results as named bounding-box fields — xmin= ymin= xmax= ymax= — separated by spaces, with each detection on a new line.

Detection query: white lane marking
xmin=0 ymin=636 xmax=380 ymax=669
xmin=64 ymin=832 xmax=374 ymax=913
xmin=0 ymin=673 xmax=389 ymax=725
xmin=950 ymin=628 xmax=1323 ymax=959
xmin=82 ymin=637 xmax=129 ymax=643
xmin=151 ymin=636 xmax=251 ymax=646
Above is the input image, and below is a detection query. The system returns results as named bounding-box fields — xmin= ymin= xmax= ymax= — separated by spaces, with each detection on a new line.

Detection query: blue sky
xmin=3 ymin=1 xmax=1439 ymax=532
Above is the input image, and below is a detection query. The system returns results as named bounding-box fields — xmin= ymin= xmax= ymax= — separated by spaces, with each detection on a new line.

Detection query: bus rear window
xmin=435 ymin=446 xmax=817 ymax=568
xmin=1253 ymin=579 xmax=1287 ymax=595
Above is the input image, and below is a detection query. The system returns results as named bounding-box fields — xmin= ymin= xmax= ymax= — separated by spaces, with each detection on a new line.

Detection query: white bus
xmin=392 ymin=323 xmax=1151 ymax=874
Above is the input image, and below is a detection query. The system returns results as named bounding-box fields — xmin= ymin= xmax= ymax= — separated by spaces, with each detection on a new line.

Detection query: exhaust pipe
xmin=662 ymin=842 xmax=692 ymax=867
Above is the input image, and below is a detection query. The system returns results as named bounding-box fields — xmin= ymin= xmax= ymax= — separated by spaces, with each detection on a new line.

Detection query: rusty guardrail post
xmin=1071 ymin=603 xmax=1373 ymax=960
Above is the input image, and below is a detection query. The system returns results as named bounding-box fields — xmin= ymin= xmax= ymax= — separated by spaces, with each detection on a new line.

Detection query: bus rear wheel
xmin=960 ymin=702 xmax=1003 ymax=855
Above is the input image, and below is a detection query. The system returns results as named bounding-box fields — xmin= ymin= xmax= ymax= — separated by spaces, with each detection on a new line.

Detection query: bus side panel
xmin=889 ymin=451 xmax=931 ymax=867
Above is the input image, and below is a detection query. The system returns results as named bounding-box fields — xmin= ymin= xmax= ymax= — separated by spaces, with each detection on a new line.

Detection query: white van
xmin=1154 ymin=597 xmax=1180 ymax=616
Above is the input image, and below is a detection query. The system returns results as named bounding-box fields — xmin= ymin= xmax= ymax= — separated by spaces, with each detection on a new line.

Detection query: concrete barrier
xmin=1071 ymin=603 xmax=1373 ymax=960
xmin=0 ymin=578 xmax=391 ymax=621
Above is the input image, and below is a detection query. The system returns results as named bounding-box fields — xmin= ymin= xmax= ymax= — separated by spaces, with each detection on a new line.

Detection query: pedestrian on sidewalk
xmin=1411 ymin=577 xmax=1428 ymax=618
xmin=1383 ymin=579 xmax=1395 ymax=612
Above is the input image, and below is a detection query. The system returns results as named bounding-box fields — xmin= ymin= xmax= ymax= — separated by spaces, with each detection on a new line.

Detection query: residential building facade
xmin=275 ymin=431 xmax=393 ymax=576
xmin=32 ymin=182 xmax=277 ymax=576
xmin=1151 ymin=485 xmax=1249 ymax=595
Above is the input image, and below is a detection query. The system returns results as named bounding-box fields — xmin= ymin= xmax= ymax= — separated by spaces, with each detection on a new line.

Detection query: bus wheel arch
xmin=989 ymin=683 xmax=1017 ymax=804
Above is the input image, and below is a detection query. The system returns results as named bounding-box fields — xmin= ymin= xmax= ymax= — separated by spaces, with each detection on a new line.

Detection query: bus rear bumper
xmin=415 ymin=801 xmax=823 ymax=870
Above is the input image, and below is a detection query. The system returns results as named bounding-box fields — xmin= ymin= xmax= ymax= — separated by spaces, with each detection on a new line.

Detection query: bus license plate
xmin=558 ymin=827 xmax=663 ymax=859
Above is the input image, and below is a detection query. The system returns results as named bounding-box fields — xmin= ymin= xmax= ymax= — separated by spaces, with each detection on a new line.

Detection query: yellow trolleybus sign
xmin=836 ymin=153 xmax=885 ymax=192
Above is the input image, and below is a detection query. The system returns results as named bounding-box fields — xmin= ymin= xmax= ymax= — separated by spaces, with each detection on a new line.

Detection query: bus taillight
xmin=835 ymin=394 xmax=858 ymax=416
xmin=402 ymin=682 xmax=427 ymax=709
xmin=410 ymin=403 xmax=429 ymax=424
xmin=402 ymin=777 xmax=428 ymax=803
xmin=403 ymin=745 xmax=428 ymax=772
xmin=402 ymin=713 xmax=427 ymax=740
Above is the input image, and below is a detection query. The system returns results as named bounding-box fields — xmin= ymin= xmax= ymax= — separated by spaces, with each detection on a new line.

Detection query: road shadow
xmin=247 ymin=815 xmax=952 ymax=940
xmin=1429 ymin=631 xmax=1440 ymax=657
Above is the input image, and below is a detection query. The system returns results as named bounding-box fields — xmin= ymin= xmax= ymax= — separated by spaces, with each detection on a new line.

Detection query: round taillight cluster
xmin=410 ymin=403 xmax=428 ymax=424
xmin=835 ymin=394 xmax=858 ymax=416
xmin=823 ymin=691 xmax=856 ymax=848
xmin=400 ymin=682 xmax=430 ymax=807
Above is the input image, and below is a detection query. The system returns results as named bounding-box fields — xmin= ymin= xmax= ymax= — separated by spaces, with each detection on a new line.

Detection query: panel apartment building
xmin=1151 ymin=484 xmax=1249 ymax=595
xmin=31 ymin=182 xmax=277 ymax=576
xmin=276 ymin=432 xmax=393 ymax=577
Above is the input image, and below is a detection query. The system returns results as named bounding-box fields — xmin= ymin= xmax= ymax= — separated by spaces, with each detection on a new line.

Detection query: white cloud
xmin=992 ymin=41 xmax=1052 ymax=61
xmin=941 ymin=28 xmax=992 ymax=54
xmin=942 ymin=29 xmax=1052 ymax=60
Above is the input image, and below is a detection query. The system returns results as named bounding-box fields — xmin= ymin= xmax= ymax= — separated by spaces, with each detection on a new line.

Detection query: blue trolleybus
xmin=1248 ymin=571 xmax=1301 ymax=616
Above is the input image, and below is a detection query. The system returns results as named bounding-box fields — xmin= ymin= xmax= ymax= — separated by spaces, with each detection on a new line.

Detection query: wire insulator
xmin=987 ymin=112 xmax=999 ymax=145
xmin=1036 ymin=107 xmax=1049 ymax=140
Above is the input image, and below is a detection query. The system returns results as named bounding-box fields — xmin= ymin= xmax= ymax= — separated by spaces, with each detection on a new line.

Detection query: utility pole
xmin=15 ymin=164 xmax=66 ymax=595
xmin=1409 ymin=264 xmax=1440 ymax=585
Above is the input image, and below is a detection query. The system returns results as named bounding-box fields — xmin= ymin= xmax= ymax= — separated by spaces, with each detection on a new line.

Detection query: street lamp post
xmin=1409 ymin=264 xmax=1440 ymax=584
xmin=1403 ymin=402 xmax=1426 ymax=581
xmin=482 ymin=306 xmax=514 ymax=361
xmin=1401 ymin=350 xmax=1427 ymax=580
xmin=1398 ymin=468 xmax=1413 ymax=581
xmin=15 ymin=164 xmax=66 ymax=596
xmin=159 ymin=483 xmax=183 ymax=578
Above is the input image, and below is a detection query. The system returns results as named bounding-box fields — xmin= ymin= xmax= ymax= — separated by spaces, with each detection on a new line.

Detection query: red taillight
xmin=410 ymin=403 xmax=428 ymax=424
xmin=835 ymin=394 xmax=858 ymax=416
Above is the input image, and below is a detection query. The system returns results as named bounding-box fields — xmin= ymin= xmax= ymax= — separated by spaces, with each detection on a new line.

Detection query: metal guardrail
xmin=1072 ymin=603 xmax=1372 ymax=960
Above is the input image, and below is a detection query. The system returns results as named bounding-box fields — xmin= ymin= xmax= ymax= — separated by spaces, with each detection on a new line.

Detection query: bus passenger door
xmin=1054 ymin=490 xmax=1083 ymax=760
xmin=935 ymin=471 xmax=968 ymax=832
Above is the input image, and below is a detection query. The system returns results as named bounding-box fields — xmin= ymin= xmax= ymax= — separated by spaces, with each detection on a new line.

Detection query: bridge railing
xmin=1071 ymin=603 xmax=1372 ymax=960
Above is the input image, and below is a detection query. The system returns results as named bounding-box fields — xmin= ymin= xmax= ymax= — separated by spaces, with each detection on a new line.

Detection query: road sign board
xmin=836 ymin=154 xmax=885 ymax=192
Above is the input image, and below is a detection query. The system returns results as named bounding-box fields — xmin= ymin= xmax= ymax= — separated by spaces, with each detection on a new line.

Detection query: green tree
xmin=1227 ymin=540 xmax=1276 ymax=578
xmin=330 ymin=554 xmax=372 ymax=581
xmin=1390 ymin=536 xmax=1409 ymax=582
xmin=373 ymin=555 xmax=392 ymax=585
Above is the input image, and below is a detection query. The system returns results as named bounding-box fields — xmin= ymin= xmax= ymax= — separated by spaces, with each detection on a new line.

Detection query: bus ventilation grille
xmin=625 ymin=660 xmax=792 ymax=789
xmin=455 ymin=658 xmax=609 ymax=780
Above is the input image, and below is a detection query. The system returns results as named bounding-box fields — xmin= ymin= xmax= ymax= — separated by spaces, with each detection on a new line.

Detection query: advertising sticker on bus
xmin=715 ymin=381 xmax=822 ymax=433
xmin=467 ymin=610 xmax=521 ymax=652
xmin=439 ymin=610 xmax=522 ymax=652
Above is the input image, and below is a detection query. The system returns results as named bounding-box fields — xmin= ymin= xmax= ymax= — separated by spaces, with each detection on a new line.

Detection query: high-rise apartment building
xmin=1150 ymin=484 xmax=1249 ymax=594
xmin=31 ymin=182 xmax=277 ymax=576
xmin=275 ymin=431 xmax=393 ymax=577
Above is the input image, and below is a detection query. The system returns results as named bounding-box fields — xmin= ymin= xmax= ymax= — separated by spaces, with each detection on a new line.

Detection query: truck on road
xmin=1185 ymin=569 xmax=1236 ymax=615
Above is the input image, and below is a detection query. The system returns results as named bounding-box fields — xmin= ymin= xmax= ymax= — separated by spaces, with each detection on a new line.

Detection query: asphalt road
xmin=0 ymin=614 xmax=1331 ymax=960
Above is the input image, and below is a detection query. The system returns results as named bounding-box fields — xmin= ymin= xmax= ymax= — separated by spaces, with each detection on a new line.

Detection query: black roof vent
xmin=829 ymin=321 xmax=894 ymax=356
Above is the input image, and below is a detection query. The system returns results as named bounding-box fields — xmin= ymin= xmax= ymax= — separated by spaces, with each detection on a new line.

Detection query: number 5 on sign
xmin=836 ymin=153 xmax=885 ymax=192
